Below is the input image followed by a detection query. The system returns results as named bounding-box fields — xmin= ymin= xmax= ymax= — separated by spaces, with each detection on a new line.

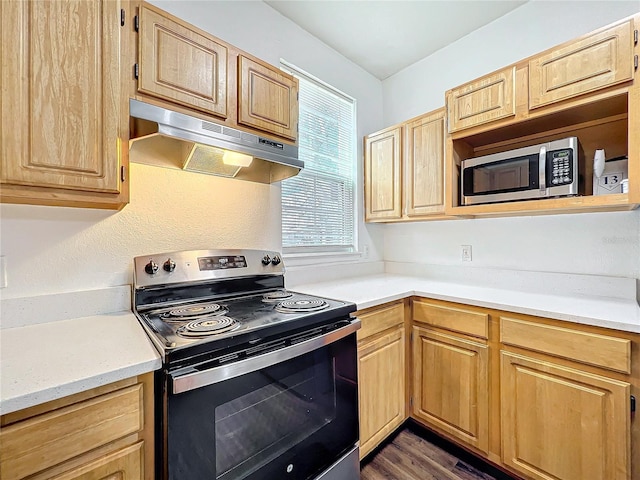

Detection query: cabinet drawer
xmin=447 ymin=66 xmax=516 ymax=133
xmin=529 ymin=20 xmax=634 ymax=109
xmin=412 ymin=300 xmax=488 ymax=339
xmin=0 ymin=384 xmax=143 ymax=480
xmin=500 ymin=317 xmax=631 ymax=373
xmin=46 ymin=442 xmax=143 ymax=480
xmin=357 ymin=302 xmax=404 ymax=340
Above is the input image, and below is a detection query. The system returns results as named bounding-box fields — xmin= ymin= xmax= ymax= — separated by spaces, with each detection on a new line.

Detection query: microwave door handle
xmin=539 ymin=146 xmax=547 ymax=193
xmin=170 ymin=319 xmax=361 ymax=394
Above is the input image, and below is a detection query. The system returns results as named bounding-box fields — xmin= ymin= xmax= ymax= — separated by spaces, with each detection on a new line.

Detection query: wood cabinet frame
xmin=364 ymin=108 xmax=452 ymax=223
xmin=444 ymin=14 xmax=640 ymax=218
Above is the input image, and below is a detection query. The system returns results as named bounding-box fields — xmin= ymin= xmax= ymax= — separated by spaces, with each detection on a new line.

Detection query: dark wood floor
xmin=361 ymin=429 xmax=498 ymax=480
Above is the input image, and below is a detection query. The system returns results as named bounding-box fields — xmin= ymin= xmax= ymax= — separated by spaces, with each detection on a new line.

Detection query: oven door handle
xmin=170 ymin=318 xmax=361 ymax=394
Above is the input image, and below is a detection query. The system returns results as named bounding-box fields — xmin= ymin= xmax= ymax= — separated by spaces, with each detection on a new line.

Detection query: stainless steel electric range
xmin=132 ymin=249 xmax=361 ymax=480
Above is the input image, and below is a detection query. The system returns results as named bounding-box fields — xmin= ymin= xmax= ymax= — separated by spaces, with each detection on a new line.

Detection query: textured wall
xmin=384 ymin=211 xmax=640 ymax=278
xmin=0 ymin=164 xmax=281 ymax=298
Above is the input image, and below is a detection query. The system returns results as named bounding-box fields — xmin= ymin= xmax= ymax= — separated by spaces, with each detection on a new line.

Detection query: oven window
xmin=215 ymin=360 xmax=336 ymax=479
xmin=467 ymin=154 xmax=537 ymax=195
xmin=166 ymin=334 xmax=358 ymax=480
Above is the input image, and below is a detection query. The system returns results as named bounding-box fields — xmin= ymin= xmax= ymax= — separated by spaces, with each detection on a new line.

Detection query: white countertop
xmin=293 ymin=274 xmax=640 ymax=334
xmin=0 ymin=311 xmax=161 ymax=415
xmin=2 ymin=272 xmax=638 ymax=416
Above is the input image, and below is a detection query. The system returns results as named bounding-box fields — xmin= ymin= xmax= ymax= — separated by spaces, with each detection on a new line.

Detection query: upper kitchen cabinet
xmin=364 ymin=126 xmax=403 ymax=221
xmin=404 ymin=109 xmax=446 ymax=217
xmin=237 ymin=55 xmax=298 ymax=140
xmin=529 ymin=20 xmax=634 ymax=110
xmin=445 ymin=14 xmax=640 ymax=218
xmin=133 ymin=2 xmax=299 ymax=143
xmin=446 ymin=67 xmax=516 ymax=134
xmin=137 ymin=3 xmax=228 ymax=118
xmin=0 ymin=0 xmax=130 ymax=209
xmin=364 ymin=108 xmax=448 ymax=222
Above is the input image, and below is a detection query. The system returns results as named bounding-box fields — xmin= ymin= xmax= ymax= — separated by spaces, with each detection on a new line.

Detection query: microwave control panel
xmin=548 ymin=149 xmax=573 ymax=186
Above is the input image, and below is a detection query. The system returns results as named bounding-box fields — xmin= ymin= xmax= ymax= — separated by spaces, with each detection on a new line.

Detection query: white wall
xmin=382 ymin=0 xmax=640 ymax=279
xmin=0 ymin=1 xmax=385 ymax=300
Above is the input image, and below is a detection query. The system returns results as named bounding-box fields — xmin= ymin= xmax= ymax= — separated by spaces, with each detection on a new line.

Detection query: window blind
xmin=281 ymin=63 xmax=356 ymax=253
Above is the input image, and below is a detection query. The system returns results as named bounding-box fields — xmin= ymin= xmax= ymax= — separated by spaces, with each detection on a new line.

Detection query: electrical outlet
xmin=362 ymin=245 xmax=369 ymax=259
xmin=461 ymin=245 xmax=472 ymax=262
xmin=0 ymin=256 xmax=7 ymax=288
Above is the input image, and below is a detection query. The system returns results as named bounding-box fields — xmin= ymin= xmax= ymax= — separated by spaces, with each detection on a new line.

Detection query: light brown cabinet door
xmin=364 ymin=126 xmax=402 ymax=221
xmin=404 ymin=109 xmax=445 ymax=216
xmin=501 ymin=352 xmax=630 ymax=480
xmin=447 ymin=66 xmax=516 ymax=133
xmin=1 ymin=0 xmax=127 ymax=195
xmin=411 ymin=326 xmax=489 ymax=453
xmin=237 ymin=55 xmax=298 ymax=140
xmin=358 ymin=327 xmax=406 ymax=459
xmin=138 ymin=4 xmax=228 ymax=118
xmin=529 ymin=20 xmax=634 ymax=109
xmin=47 ymin=443 xmax=143 ymax=480
xmin=0 ymin=385 xmax=143 ymax=479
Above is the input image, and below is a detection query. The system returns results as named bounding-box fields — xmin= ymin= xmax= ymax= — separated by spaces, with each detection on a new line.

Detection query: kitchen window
xmin=280 ymin=61 xmax=357 ymax=256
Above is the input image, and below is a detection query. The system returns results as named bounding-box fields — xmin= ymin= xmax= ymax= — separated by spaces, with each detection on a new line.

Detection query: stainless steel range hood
xmin=129 ymin=99 xmax=302 ymax=184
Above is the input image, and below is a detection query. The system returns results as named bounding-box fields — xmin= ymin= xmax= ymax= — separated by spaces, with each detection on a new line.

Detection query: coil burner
xmin=176 ymin=316 xmax=240 ymax=338
xmin=262 ymin=290 xmax=294 ymax=303
xmin=160 ymin=303 xmax=228 ymax=322
xmin=275 ymin=299 xmax=330 ymax=314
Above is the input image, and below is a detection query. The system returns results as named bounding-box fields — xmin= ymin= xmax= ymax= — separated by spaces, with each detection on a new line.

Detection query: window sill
xmin=283 ymin=251 xmax=364 ymax=267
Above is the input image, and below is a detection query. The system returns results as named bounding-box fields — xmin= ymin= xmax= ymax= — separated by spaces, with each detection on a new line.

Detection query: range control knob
xmin=261 ymin=255 xmax=271 ymax=266
xmin=144 ymin=260 xmax=159 ymax=275
xmin=163 ymin=258 xmax=176 ymax=272
xmin=271 ymin=255 xmax=282 ymax=266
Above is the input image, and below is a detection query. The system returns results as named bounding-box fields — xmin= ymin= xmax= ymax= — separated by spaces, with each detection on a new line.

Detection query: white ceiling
xmin=265 ymin=0 xmax=527 ymax=80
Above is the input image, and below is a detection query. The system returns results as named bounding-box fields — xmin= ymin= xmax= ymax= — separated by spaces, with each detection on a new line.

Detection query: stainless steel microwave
xmin=461 ymin=137 xmax=583 ymax=206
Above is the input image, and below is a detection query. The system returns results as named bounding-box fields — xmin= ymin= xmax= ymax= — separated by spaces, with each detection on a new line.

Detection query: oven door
xmin=164 ymin=320 xmax=360 ymax=480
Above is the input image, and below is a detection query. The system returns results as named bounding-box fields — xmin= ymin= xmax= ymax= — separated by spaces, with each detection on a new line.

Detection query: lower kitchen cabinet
xmin=411 ymin=325 xmax=489 ymax=453
xmin=356 ymin=296 xmax=638 ymax=479
xmin=356 ymin=301 xmax=407 ymax=459
xmin=0 ymin=374 xmax=153 ymax=480
xmin=499 ymin=315 xmax=634 ymax=480
xmin=501 ymin=352 xmax=630 ymax=480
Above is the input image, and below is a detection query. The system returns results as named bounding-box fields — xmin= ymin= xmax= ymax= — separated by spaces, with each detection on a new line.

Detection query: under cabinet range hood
xmin=129 ymin=99 xmax=302 ymax=184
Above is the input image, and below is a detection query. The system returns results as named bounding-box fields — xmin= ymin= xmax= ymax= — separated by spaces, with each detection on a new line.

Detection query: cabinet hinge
xmin=134 ymin=14 xmax=139 ymax=32
xmin=631 ymin=395 xmax=636 ymax=416
xmin=134 ymin=63 xmax=139 ymax=79
xmin=120 ymin=165 xmax=126 ymax=183
xmin=634 ymin=55 xmax=638 ymax=71
xmin=634 ymin=29 xmax=638 ymax=45
xmin=120 ymin=9 xmax=125 ymax=26
xmin=410 ymin=396 xmax=413 ymax=407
